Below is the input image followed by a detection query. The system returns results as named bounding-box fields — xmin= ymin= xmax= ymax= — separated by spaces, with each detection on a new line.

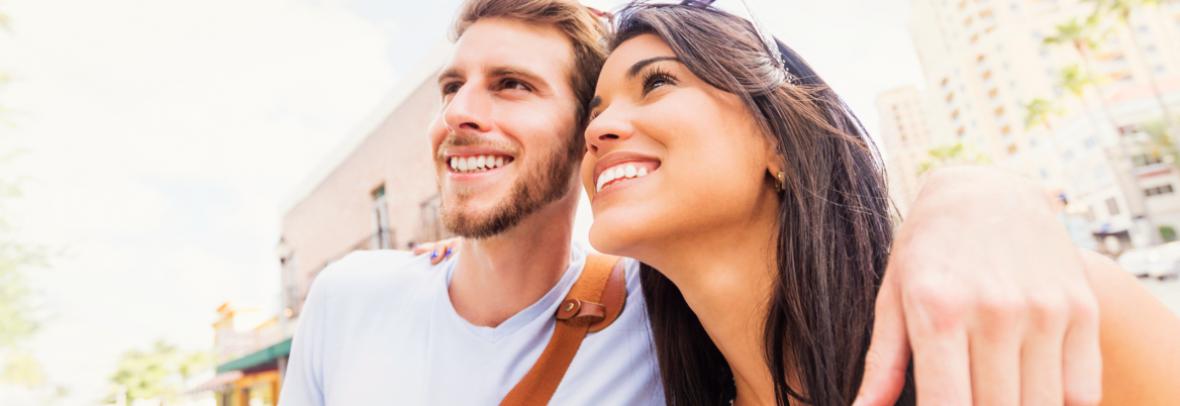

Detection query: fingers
xmin=903 ymin=280 xmax=973 ymax=405
xmin=967 ymin=296 xmax=1023 ymax=406
xmin=412 ymin=242 xmax=436 ymax=256
xmin=430 ymin=246 xmax=452 ymax=265
xmin=853 ymin=281 xmax=910 ymax=406
xmin=1062 ymin=291 xmax=1102 ymax=406
xmin=1020 ymin=308 xmax=1066 ymax=406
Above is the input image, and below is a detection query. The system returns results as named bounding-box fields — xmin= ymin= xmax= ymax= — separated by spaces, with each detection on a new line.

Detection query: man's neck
xmin=448 ymin=191 xmax=578 ymax=327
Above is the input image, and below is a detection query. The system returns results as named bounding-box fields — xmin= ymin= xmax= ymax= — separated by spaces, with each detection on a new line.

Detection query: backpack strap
xmin=499 ymin=254 xmax=627 ymax=406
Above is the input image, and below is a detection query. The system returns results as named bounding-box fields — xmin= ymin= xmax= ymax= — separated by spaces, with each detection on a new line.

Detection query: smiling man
xmin=277 ymin=1 xmax=665 ymax=405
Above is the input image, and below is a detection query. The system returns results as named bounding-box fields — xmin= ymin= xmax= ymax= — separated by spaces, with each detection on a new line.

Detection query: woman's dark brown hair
xmin=610 ymin=3 xmax=916 ymax=405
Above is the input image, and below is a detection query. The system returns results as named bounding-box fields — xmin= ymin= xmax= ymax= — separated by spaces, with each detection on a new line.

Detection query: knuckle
xmin=1067 ymin=292 xmax=1099 ymax=323
xmin=977 ymin=291 xmax=1025 ymax=318
xmin=1025 ymin=293 xmax=1070 ymax=330
xmin=903 ymin=279 xmax=966 ymax=332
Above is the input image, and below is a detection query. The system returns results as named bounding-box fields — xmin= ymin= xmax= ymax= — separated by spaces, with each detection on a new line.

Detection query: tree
xmin=1085 ymin=0 xmax=1175 ymax=126
xmin=107 ymin=340 xmax=211 ymax=404
xmin=0 ymin=5 xmax=48 ymax=392
xmin=1023 ymin=98 xmax=1063 ymax=131
xmin=917 ymin=142 xmax=991 ymax=175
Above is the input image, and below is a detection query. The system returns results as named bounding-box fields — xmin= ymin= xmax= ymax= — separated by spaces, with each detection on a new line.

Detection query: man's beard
xmin=440 ymin=135 xmax=581 ymax=239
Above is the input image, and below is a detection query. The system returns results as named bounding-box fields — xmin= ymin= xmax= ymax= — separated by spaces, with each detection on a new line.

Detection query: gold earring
xmin=773 ymin=171 xmax=785 ymax=192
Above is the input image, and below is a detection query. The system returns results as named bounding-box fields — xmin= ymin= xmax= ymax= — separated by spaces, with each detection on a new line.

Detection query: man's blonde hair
xmin=452 ymin=0 xmax=609 ymax=132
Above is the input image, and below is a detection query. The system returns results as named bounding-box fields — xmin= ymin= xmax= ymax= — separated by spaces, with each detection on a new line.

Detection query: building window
xmin=372 ymin=185 xmax=393 ymax=249
xmin=1106 ymin=197 xmax=1121 ymax=216
xmin=1145 ymin=184 xmax=1175 ymax=197
xmin=1132 ymin=153 xmax=1164 ymax=167
xmin=418 ymin=194 xmax=448 ymax=244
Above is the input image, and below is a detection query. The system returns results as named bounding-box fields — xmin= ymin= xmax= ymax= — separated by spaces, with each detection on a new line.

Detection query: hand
xmin=854 ymin=167 xmax=1102 ymax=406
xmin=412 ymin=237 xmax=461 ymax=265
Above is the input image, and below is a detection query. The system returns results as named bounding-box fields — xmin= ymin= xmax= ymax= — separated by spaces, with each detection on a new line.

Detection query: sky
xmin=0 ymin=0 xmax=923 ymax=404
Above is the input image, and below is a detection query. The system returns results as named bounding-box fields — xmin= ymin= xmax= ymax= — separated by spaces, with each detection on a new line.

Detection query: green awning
xmin=216 ymin=337 xmax=292 ymax=374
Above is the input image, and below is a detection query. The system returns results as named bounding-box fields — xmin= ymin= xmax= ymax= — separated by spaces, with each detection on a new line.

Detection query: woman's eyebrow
xmin=627 ymin=56 xmax=679 ymax=78
xmin=589 ymin=56 xmax=681 ymax=111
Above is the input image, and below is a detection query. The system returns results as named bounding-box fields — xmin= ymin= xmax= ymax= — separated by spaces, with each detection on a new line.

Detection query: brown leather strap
xmin=499 ymin=254 xmax=626 ymax=406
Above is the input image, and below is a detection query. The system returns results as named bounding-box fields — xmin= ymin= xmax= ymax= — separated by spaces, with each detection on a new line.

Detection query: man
xmin=280 ymin=1 xmax=662 ymax=404
xmin=280 ymin=0 xmax=1103 ymax=405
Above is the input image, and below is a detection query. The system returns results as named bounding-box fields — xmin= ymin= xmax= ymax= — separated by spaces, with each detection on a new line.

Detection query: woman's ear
xmin=767 ymin=154 xmax=787 ymax=192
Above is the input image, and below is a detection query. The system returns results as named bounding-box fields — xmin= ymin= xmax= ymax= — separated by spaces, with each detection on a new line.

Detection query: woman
xmin=419 ymin=1 xmax=1180 ymax=404
xmin=582 ymin=3 xmax=902 ymax=404
xmin=580 ymin=2 xmax=1180 ymax=406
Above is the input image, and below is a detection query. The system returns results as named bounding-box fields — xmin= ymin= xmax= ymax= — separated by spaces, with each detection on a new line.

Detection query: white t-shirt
xmin=278 ymin=244 xmax=665 ymax=405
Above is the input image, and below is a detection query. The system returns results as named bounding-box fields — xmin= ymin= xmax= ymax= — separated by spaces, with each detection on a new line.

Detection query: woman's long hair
xmin=611 ymin=3 xmax=916 ymax=405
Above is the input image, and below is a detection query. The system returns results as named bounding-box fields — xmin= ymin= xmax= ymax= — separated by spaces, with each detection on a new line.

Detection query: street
xmin=1143 ymin=277 xmax=1180 ymax=316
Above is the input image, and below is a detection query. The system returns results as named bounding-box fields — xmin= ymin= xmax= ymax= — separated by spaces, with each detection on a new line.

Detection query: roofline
xmin=279 ymin=40 xmax=453 ymax=217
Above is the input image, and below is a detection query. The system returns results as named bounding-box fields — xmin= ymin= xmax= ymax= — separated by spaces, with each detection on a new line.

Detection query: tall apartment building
xmin=902 ymin=0 xmax=1180 ymax=248
xmin=878 ymin=86 xmax=936 ymax=215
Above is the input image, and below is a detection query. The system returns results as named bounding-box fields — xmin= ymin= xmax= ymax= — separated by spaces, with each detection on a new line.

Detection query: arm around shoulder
xmin=1080 ymin=250 xmax=1180 ymax=405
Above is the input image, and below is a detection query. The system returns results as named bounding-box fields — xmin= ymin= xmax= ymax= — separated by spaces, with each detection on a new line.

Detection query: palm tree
xmin=1085 ymin=0 xmax=1174 ymax=126
xmin=1045 ymin=17 xmax=1161 ymax=243
xmin=1023 ymin=98 xmax=1062 ymax=131
xmin=917 ymin=142 xmax=991 ymax=175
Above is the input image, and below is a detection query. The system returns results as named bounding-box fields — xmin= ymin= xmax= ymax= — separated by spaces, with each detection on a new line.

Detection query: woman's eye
xmin=642 ymin=72 xmax=676 ymax=94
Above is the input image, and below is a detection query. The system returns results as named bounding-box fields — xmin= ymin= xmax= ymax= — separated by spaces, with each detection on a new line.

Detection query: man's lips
xmin=441 ymin=146 xmax=516 ymax=175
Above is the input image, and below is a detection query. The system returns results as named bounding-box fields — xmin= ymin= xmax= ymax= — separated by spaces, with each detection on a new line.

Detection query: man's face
xmin=430 ymin=17 xmax=582 ymax=238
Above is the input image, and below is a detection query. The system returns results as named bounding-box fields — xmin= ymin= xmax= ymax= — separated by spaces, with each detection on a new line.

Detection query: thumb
xmin=853 ymin=279 xmax=910 ymax=406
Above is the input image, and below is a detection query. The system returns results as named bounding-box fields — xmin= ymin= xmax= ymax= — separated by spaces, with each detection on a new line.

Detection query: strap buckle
xmin=555 ymin=299 xmax=605 ymax=324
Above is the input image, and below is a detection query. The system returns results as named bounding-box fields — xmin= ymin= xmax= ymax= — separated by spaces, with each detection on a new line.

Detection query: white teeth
xmin=449 ymin=155 xmax=511 ymax=173
xmin=595 ymin=163 xmax=654 ymax=193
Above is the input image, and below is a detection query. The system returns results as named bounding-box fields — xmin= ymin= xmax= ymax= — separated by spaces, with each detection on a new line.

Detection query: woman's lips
xmin=595 ymin=160 xmax=659 ymax=193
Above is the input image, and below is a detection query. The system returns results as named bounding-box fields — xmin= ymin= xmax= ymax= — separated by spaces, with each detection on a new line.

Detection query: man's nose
xmin=443 ymin=84 xmax=492 ymax=133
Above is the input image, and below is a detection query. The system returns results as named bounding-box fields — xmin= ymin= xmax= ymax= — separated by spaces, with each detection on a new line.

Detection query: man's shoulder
xmin=310 ymin=249 xmax=441 ymax=300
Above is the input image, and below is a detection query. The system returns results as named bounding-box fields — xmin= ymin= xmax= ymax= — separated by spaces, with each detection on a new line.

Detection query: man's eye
xmin=441 ymin=82 xmax=462 ymax=95
xmin=500 ymin=78 xmax=531 ymax=92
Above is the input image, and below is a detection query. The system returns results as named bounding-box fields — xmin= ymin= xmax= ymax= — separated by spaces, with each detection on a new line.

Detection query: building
xmin=877 ymin=86 xmax=936 ymax=215
xmin=190 ymin=42 xmax=452 ymax=406
xmin=277 ymin=42 xmax=451 ymax=321
xmin=895 ymin=0 xmax=1180 ymax=250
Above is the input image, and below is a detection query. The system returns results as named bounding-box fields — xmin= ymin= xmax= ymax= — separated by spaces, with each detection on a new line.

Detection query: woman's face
xmin=581 ymin=34 xmax=777 ymax=258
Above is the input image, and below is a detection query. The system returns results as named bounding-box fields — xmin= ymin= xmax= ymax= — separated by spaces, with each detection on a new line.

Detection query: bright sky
xmin=1 ymin=0 xmax=922 ymax=403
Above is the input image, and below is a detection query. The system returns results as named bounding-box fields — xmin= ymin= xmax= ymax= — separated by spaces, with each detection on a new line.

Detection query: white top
xmin=277 ymin=244 xmax=665 ymax=405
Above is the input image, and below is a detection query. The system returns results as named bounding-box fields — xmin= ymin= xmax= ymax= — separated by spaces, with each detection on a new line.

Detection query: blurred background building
xmin=881 ymin=0 xmax=1180 ymax=254
xmin=187 ymin=44 xmax=451 ymax=406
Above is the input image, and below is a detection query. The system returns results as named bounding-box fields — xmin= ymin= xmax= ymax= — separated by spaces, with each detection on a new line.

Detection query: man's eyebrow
xmin=488 ymin=66 xmax=547 ymax=86
xmin=437 ymin=67 xmax=462 ymax=84
xmin=627 ymin=56 xmax=679 ymax=78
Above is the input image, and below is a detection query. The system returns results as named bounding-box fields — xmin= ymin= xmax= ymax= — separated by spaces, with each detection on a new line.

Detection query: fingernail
xmin=430 ymin=251 xmax=437 ymax=259
xmin=445 ymin=247 xmax=452 ymax=256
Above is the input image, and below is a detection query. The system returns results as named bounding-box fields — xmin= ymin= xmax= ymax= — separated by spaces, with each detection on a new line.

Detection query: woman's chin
xmin=588 ymin=221 xmax=647 ymax=259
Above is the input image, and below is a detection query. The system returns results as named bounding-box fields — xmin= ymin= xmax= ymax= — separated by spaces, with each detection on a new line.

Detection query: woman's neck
xmin=640 ymin=192 xmax=783 ymax=406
